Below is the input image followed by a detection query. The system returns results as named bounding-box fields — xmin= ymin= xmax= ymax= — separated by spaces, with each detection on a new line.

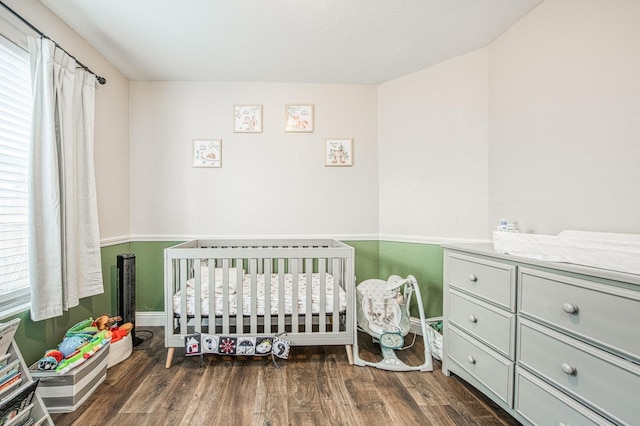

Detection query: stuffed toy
xmin=93 ymin=314 xmax=134 ymax=343
xmin=110 ymin=321 xmax=133 ymax=343
xmin=93 ymin=315 xmax=122 ymax=331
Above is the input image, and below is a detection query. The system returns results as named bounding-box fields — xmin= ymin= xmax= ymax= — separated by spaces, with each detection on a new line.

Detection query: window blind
xmin=0 ymin=35 xmax=32 ymax=314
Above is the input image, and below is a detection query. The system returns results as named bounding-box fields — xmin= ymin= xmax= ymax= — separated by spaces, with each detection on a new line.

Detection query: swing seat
xmin=353 ymin=275 xmax=433 ymax=372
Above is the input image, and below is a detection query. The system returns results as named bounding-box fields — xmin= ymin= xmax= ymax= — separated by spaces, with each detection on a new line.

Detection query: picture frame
xmin=325 ymin=139 xmax=353 ymax=167
xmin=285 ymin=104 xmax=314 ymax=132
xmin=193 ymin=139 xmax=222 ymax=168
xmin=234 ymin=104 xmax=263 ymax=133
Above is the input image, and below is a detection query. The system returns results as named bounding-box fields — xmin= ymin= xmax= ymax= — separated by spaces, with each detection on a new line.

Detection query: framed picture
xmin=325 ymin=139 xmax=353 ymax=167
xmin=285 ymin=104 xmax=314 ymax=132
xmin=234 ymin=105 xmax=262 ymax=133
xmin=193 ymin=139 xmax=222 ymax=168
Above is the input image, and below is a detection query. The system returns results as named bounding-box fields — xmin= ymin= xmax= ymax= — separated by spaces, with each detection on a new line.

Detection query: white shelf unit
xmin=1 ymin=340 xmax=53 ymax=426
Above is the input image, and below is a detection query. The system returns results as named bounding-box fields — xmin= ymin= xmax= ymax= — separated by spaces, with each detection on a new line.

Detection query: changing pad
xmin=493 ymin=230 xmax=640 ymax=275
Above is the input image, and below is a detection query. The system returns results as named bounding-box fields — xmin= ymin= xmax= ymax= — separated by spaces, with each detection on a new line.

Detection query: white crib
xmin=164 ymin=239 xmax=356 ymax=367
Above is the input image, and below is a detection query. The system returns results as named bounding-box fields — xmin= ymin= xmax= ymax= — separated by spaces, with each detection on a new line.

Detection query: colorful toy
xmin=93 ymin=315 xmax=122 ymax=331
xmin=58 ymin=334 xmax=91 ymax=358
xmin=92 ymin=314 xmax=133 ymax=343
xmin=37 ymin=356 xmax=58 ymax=371
xmin=65 ymin=318 xmax=98 ymax=337
xmin=45 ymin=350 xmax=63 ymax=362
xmin=55 ymin=329 xmax=111 ymax=374
xmin=36 ymin=315 xmax=130 ymax=372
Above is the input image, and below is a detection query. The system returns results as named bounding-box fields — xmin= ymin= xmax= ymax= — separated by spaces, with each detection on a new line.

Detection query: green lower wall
xmin=130 ymin=241 xmax=184 ymax=311
xmin=10 ymin=239 xmax=443 ymax=365
xmin=343 ymin=240 xmax=443 ymax=318
xmin=378 ymin=241 xmax=444 ymax=319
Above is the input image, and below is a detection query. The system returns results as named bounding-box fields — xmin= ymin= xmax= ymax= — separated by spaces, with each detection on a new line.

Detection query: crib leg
xmin=165 ymin=347 xmax=175 ymax=369
xmin=345 ymin=345 xmax=354 ymax=365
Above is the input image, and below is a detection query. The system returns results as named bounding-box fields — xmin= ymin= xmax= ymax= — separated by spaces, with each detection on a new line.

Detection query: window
xmin=0 ymin=35 xmax=32 ymax=317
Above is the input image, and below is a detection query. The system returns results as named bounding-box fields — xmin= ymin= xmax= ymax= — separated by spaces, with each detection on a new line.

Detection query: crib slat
xmin=248 ymin=258 xmax=257 ymax=334
xmin=235 ymin=257 xmax=244 ymax=335
xmin=319 ymin=259 xmax=327 ymax=333
xmin=332 ymin=258 xmax=340 ymax=332
xmin=179 ymin=258 xmax=188 ymax=337
xmin=193 ymin=259 xmax=202 ymax=333
xmin=291 ymin=258 xmax=299 ymax=333
xmin=305 ymin=258 xmax=313 ymax=332
xmin=263 ymin=258 xmax=272 ymax=334
xmin=207 ymin=260 xmax=215 ymax=333
xmin=277 ymin=258 xmax=285 ymax=333
xmin=222 ymin=258 xmax=230 ymax=334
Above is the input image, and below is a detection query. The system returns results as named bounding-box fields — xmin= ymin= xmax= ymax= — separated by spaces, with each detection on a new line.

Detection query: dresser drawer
xmin=449 ymin=289 xmax=516 ymax=359
xmin=518 ymin=318 xmax=640 ymax=425
xmin=447 ymin=325 xmax=514 ymax=406
xmin=515 ymin=367 xmax=614 ymax=426
xmin=519 ymin=268 xmax=640 ymax=362
xmin=448 ymin=253 xmax=516 ymax=311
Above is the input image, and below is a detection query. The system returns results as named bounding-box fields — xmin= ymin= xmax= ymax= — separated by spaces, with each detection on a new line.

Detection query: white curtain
xmin=28 ymin=37 xmax=103 ymax=321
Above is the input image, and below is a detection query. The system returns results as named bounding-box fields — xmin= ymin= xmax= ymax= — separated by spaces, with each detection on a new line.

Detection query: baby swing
xmin=352 ymin=275 xmax=433 ymax=372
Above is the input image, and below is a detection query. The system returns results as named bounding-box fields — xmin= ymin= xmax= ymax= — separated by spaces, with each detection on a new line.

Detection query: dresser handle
xmin=561 ymin=363 xmax=577 ymax=375
xmin=468 ymin=314 xmax=478 ymax=323
xmin=468 ymin=274 xmax=478 ymax=282
xmin=558 ymin=423 xmax=568 ymax=426
xmin=467 ymin=356 xmax=476 ymax=365
xmin=562 ymin=303 xmax=579 ymax=314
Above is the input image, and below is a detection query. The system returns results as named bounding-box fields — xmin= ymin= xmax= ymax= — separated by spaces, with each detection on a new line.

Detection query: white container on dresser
xmin=442 ymin=243 xmax=640 ymax=426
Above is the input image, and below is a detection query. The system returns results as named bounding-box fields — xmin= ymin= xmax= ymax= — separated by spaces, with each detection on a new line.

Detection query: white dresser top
xmin=442 ymin=242 xmax=640 ymax=287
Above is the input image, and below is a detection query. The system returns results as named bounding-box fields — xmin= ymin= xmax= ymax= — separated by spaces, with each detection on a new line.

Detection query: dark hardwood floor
xmin=51 ymin=327 xmax=520 ymax=425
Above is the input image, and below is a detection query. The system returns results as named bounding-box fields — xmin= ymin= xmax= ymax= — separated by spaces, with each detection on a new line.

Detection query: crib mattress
xmin=173 ymin=272 xmax=347 ymax=317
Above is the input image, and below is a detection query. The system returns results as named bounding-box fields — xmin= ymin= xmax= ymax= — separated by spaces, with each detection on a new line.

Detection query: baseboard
xmin=410 ymin=317 xmax=424 ymax=335
xmin=135 ymin=311 xmax=164 ymax=327
xmin=410 ymin=316 xmax=443 ymax=335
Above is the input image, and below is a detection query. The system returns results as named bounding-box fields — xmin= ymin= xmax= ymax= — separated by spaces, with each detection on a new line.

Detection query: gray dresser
xmin=442 ymin=243 xmax=640 ymax=426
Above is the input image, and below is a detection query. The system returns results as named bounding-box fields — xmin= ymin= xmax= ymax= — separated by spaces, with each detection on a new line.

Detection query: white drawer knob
xmin=558 ymin=423 xmax=568 ymax=426
xmin=562 ymin=303 xmax=579 ymax=314
xmin=468 ymin=274 xmax=478 ymax=282
xmin=468 ymin=314 xmax=478 ymax=323
xmin=467 ymin=355 xmax=476 ymax=364
xmin=561 ymin=362 xmax=577 ymax=375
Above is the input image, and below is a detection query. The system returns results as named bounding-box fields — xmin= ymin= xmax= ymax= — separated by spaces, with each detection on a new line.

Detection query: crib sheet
xmin=173 ymin=272 xmax=347 ymax=317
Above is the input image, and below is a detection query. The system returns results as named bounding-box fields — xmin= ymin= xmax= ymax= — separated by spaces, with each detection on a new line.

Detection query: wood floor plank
xmin=317 ymin=351 xmax=360 ymax=426
xmin=366 ymin=368 xmax=434 ymax=426
xmin=204 ymin=359 xmax=261 ymax=425
xmin=286 ymin=347 xmax=321 ymax=413
xmin=420 ymin=404 xmax=467 ymax=426
xmin=336 ymin=355 xmax=396 ymax=424
xmin=252 ymin=358 xmax=289 ymax=426
xmin=180 ymin=357 xmax=235 ymax=425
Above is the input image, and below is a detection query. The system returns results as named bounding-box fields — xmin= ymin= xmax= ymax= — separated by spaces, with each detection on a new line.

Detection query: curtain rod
xmin=0 ymin=0 xmax=106 ymax=85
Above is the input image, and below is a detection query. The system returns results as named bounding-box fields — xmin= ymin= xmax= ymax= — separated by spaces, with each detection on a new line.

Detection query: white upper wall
xmin=378 ymin=0 xmax=640 ymax=241
xmin=129 ymin=81 xmax=378 ymax=239
xmin=6 ymin=0 xmax=131 ymax=243
xmin=378 ymin=49 xmax=490 ymax=242
xmin=488 ymin=0 xmax=640 ymax=235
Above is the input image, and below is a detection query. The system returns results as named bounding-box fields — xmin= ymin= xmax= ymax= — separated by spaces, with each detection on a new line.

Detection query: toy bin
xmin=107 ymin=333 xmax=132 ymax=368
xmin=29 ymin=343 xmax=109 ymax=413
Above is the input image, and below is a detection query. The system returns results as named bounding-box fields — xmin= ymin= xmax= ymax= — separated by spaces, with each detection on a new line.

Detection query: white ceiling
xmin=40 ymin=0 xmax=543 ymax=85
